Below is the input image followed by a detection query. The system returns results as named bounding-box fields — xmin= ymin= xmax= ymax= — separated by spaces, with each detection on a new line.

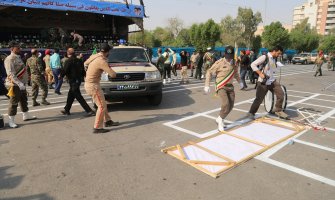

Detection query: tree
xmin=152 ymin=27 xmax=174 ymax=46
xmin=289 ymin=19 xmax=319 ymax=52
xmin=128 ymin=31 xmax=161 ymax=47
xmin=262 ymin=21 xmax=290 ymax=49
xmin=236 ymin=7 xmax=262 ymax=48
xmin=189 ymin=19 xmax=221 ymax=51
xmin=174 ymin=28 xmax=192 ymax=47
xmin=251 ymin=35 xmax=262 ymax=53
xmin=220 ymin=15 xmax=242 ymax=46
xmin=167 ymin=17 xmax=184 ymax=39
xmin=319 ymin=35 xmax=335 ymax=52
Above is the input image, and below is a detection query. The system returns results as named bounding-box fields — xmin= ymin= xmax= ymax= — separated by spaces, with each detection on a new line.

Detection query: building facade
xmin=293 ymin=0 xmax=335 ymax=35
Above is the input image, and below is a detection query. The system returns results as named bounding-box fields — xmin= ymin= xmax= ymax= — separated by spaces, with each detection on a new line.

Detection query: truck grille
xmin=109 ymin=73 xmax=145 ymax=82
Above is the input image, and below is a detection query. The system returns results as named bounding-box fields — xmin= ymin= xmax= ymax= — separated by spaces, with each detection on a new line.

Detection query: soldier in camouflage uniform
xmin=202 ymin=47 xmax=215 ymax=79
xmin=26 ymin=49 xmax=50 ymax=106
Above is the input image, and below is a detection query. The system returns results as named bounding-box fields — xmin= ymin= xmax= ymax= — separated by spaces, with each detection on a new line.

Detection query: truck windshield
xmin=108 ymin=48 xmax=149 ymax=63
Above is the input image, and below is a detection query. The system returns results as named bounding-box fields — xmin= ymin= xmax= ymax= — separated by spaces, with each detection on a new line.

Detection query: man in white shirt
xmin=247 ymin=46 xmax=288 ymax=119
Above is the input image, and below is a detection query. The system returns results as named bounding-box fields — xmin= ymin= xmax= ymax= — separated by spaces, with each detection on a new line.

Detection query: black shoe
xmin=93 ymin=128 xmax=110 ymax=134
xmin=55 ymin=91 xmax=62 ymax=95
xmin=32 ymin=101 xmax=40 ymax=107
xmin=85 ymin=111 xmax=95 ymax=117
xmin=104 ymin=120 xmax=120 ymax=127
xmin=60 ymin=110 xmax=71 ymax=115
xmin=49 ymin=85 xmax=54 ymax=89
xmin=41 ymin=100 xmax=50 ymax=105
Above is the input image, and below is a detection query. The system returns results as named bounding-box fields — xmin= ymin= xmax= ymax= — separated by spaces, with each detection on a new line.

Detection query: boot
xmin=32 ymin=100 xmax=40 ymax=107
xmin=216 ymin=116 xmax=226 ymax=132
xmin=8 ymin=116 xmax=18 ymax=128
xmin=23 ymin=112 xmax=37 ymax=121
xmin=41 ymin=99 xmax=50 ymax=105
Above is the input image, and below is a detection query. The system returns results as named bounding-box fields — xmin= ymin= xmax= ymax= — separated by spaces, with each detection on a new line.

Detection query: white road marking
xmin=287 ymin=94 xmax=320 ymax=107
xmin=293 ymin=139 xmax=335 ymax=153
xmin=316 ymin=108 xmax=335 ymax=123
xmin=288 ymin=90 xmax=335 ymax=98
xmin=255 ymin=156 xmax=335 ymax=187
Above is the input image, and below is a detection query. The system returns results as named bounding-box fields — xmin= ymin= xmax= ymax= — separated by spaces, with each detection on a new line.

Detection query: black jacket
xmin=240 ymin=55 xmax=250 ymax=68
xmin=180 ymin=53 xmax=188 ymax=66
xmin=61 ymin=56 xmax=85 ymax=82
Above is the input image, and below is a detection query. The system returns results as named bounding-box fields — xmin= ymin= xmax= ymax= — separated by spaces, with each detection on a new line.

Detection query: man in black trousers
xmin=60 ymin=48 xmax=95 ymax=116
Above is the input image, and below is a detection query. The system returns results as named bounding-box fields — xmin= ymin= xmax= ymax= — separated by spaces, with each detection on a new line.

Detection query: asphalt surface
xmin=0 ymin=64 xmax=334 ymax=200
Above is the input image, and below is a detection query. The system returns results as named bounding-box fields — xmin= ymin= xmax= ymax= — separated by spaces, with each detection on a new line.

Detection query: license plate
xmin=117 ymin=84 xmax=140 ymax=90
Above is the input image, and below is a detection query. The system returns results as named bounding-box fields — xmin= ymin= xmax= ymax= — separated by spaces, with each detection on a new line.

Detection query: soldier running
xmin=204 ymin=46 xmax=241 ymax=131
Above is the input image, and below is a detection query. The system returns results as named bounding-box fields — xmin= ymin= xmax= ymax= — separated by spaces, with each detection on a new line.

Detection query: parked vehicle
xmin=310 ymin=53 xmax=318 ymax=63
xmin=99 ymin=46 xmax=163 ymax=106
xmin=292 ymin=53 xmax=312 ymax=64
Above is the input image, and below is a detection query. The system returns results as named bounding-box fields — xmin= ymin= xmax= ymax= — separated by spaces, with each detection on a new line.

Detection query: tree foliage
xmin=189 ymin=19 xmax=220 ymax=51
xmin=128 ymin=30 xmax=161 ymax=47
xmin=220 ymin=15 xmax=242 ymax=46
xmin=262 ymin=21 xmax=290 ymax=49
xmin=236 ymin=7 xmax=262 ymax=48
xmin=319 ymin=35 xmax=335 ymax=52
xmin=167 ymin=17 xmax=184 ymax=39
xmin=289 ymin=19 xmax=319 ymax=52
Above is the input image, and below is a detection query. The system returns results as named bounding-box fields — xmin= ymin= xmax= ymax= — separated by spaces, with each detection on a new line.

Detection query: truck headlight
xmin=145 ymin=71 xmax=161 ymax=81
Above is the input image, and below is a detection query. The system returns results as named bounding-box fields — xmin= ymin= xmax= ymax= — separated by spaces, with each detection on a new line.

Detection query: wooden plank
xmin=177 ymin=144 xmax=187 ymax=160
xmin=188 ymin=141 xmax=236 ymax=163
xmin=224 ymin=132 xmax=268 ymax=147
xmin=166 ymin=151 xmax=219 ymax=178
xmin=189 ymin=160 xmax=233 ymax=166
xmin=259 ymin=118 xmax=299 ymax=131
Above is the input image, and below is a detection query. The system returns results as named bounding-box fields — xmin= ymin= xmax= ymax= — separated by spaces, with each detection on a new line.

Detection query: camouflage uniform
xmin=314 ymin=54 xmax=324 ymax=77
xmin=26 ymin=55 xmax=49 ymax=106
xmin=203 ymin=52 xmax=215 ymax=78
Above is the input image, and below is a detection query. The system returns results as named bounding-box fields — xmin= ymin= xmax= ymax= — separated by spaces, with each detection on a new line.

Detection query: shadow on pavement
xmin=0 ymin=166 xmax=23 ymax=190
xmin=108 ymin=112 xmax=195 ymax=132
xmin=107 ymin=89 xmax=196 ymax=111
xmin=0 ymin=166 xmax=54 ymax=200
xmin=0 ymin=194 xmax=54 ymax=200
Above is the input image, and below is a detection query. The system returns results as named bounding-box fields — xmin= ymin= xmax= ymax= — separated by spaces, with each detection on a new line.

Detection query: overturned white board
xmin=229 ymin=122 xmax=296 ymax=146
xmin=163 ymin=118 xmax=305 ymax=178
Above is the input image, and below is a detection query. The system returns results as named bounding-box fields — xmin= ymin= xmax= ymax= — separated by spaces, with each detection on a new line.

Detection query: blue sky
xmin=136 ymin=0 xmax=307 ymax=30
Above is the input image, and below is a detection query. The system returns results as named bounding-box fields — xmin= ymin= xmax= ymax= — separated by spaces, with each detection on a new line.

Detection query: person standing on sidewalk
xmin=4 ymin=42 xmax=36 ymax=128
xmin=204 ymin=46 xmax=241 ymax=132
xmin=60 ymin=48 xmax=95 ymax=117
xmin=50 ymin=49 xmax=63 ymax=95
xmin=26 ymin=49 xmax=50 ymax=106
xmin=84 ymin=43 xmax=120 ymax=134
xmin=246 ymin=46 xmax=288 ymax=119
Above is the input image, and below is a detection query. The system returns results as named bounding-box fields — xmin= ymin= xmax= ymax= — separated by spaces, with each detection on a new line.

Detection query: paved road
xmin=0 ymin=64 xmax=334 ymax=200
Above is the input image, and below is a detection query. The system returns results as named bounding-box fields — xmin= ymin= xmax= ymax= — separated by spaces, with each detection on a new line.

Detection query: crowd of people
xmin=0 ymin=42 xmax=120 ymax=133
xmin=1 ymin=40 xmax=335 ymax=132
